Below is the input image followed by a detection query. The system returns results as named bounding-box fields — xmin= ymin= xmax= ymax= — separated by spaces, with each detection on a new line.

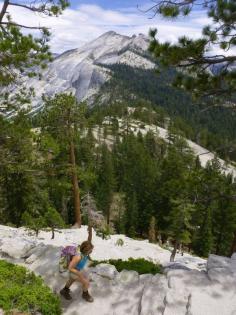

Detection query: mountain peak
xmin=90 ymin=30 xmax=129 ymax=43
xmin=79 ymin=31 xmax=130 ymax=53
xmin=27 ymin=31 xmax=155 ymax=109
xmin=102 ymin=30 xmax=118 ymax=36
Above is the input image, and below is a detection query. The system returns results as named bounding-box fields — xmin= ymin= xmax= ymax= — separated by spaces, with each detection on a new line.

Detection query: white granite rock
xmin=1 ymin=225 xmax=236 ymax=315
xmin=115 ymin=270 xmax=139 ymax=285
xmin=230 ymin=253 xmax=236 ymax=274
xmin=25 ymin=243 xmax=48 ymax=264
xmin=139 ymin=273 xmax=153 ymax=285
xmin=207 ymin=254 xmax=231 ymax=270
xmin=110 ymin=281 xmax=143 ymax=315
xmin=140 ymin=274 xmax=168 ymax=315
xmin=0 ymin=237 xmax=36 ymax=259
xmin=93 ymin=263 xmax=118 ymax=280
xmin=231 ymin=253 xmax=236 ymax=260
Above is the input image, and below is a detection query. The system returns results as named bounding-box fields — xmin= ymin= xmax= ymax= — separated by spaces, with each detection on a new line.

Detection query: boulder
xmin=206 ymin=254 xmax=236 ymax=284
xmin=25 ymin=243 xmax=48 ymax=264
xmin=207 ymin=254 xmax=231 ymax=271
xmin=230 ymin=254 xmax=236 ymax=273
xmin=208 ymin=268 xmax=236 ymax=285
xmin=231 ymin=253 xmax=236 ymax=260
xmin=140 ymin=274 xmax=168 ymax=315
xmin=110 ymin=275 xmax=144 ymax=315
xmin=115 ymin=269 xmax=139 ymax=285
xmin=2 ymin=224 xmax=236 ymax=315
xmin=93 ymin=263 xmax=118 ymax=280
xmin=164 ymin=262 xmax=191 ymax=272
xmin=139 ymin=273 xmax=153 ymax=285
xmin=0 ymin=237 xmax=36 ymax=259
xmin=164 ymin=291 xmax=190 ymax=315
xmin=28 ymin=245 xmax=63 ymax=290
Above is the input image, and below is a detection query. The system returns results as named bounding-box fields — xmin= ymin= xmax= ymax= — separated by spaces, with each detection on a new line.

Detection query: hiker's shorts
xmin=69 ymin=270 xmax=89 ymax=281
xmin=69 ymin=271 xmax=79 ymax=280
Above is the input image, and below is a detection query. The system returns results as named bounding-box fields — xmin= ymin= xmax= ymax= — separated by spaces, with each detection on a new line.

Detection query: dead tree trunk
xmin=51 ymin=227 xmax=55 ymax=239
xmin=61 ymin=195 xmax=69 ymax=224
xmin=170 ymin=241 xmax=178 ymax=262
xmin=88 ymin=225 xmax=93 ymax=243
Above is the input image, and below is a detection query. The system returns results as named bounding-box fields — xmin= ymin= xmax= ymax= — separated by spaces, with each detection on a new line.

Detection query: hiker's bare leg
xmin=75 ymin=277 xmax=93 ymax=302
xmin=60 ymin=279 xmax=75 ymax=300
xmin=72 ymin=275 xmax=89 ymax=291
xmin=65 ymin=278 xmax=76 ymax=289
xmin=64 ymin=274 xmax=93 ymax=302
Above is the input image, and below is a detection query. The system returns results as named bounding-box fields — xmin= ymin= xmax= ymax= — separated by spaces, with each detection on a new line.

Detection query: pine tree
xmin=22 ymin=205 xmax=65 ymax=238
xmin=77 ymin=127 xmax=97 ymax=193
xmin=96 ymin=144 xmax=115 ymax=225
xmin=167 ymin=198 xmax=195 ymax=262
xmin=124 ymin=192 xmax=139 ymax=238
xmin=0 ymin=0 xmax=69 ymax=113
xmin=40 ymin=93 xmax=87 ymax=227
xmin=212 ymin=177 xmax=236 ymax=256
xmin=111 ymin=193 xmax=126 ymax=234
xmin=22 ymin=212 xmax=46 ymax=237
xmin=44 ymin=206 xmax=65 ymax=239
xmin=148 ymin=0 xmax=236 ymax=101
xmin=193 ymin=207 xmax=213 ymax=257
xmin=0 ymin=110 xmax=45 ymax=226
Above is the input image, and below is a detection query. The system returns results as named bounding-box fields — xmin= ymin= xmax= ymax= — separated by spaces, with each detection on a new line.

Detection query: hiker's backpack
xmin=59 ymin=245 xmax=78 ymax=273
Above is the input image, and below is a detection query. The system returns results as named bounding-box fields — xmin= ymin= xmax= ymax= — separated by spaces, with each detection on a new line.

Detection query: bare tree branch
xmin=0 ymin=0 xmax=9 ymax=23
xmin=9 ymin=1 xmax=47 ymax=13
xmin=178 ymin=55 xmax=236 ymax=68
xmin=1 ymin=21 xmax=45 ymax=29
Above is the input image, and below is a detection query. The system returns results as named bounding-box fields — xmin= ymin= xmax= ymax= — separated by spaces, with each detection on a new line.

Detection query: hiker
xmin=60 ymin=241 xmax=94 ymax=302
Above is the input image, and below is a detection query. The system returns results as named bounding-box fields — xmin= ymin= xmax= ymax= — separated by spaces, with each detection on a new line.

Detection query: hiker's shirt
xmin=75 ymin=254 xmax=89 ymax=271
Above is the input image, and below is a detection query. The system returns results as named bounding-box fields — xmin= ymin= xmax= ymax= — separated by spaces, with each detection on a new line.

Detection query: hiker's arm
xmin=68 ymin=256 xmax=87 ymax=282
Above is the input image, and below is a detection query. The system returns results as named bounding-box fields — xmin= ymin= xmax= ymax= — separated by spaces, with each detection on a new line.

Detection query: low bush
xmin=96 ymin=226 xmax=111 ymax=240
xmin=115 ymin=239 xmax=124 ymax=246
xmin=91 ymin=257 xmax=162 ymax=275
xmin=0 ymin=260 xmax=61 ymax=315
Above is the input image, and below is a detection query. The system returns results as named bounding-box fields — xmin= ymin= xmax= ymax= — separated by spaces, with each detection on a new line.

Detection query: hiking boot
xmin=60 ymin=287 xmax=72 ymax=300
xmin=82 ymin=290 xmax=94 ymax=303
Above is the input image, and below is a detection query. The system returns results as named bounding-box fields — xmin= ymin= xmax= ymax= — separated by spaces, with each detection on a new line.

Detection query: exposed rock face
xmin=0 ymin=226 xmax=236 ymax=315
xmin=91 ymin=263 xmax=118 ymax=280
xmin=1 ymin=237 xmax=35 ymax=259
xmin=26 ymin=31 xmax=155 ymax=112
xmin=1 ymin=225 xmax=236 ymax=315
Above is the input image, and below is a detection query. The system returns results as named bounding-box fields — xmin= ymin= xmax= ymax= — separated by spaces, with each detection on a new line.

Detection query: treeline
xmin=0 ymin=94 xmax=236 ymax=261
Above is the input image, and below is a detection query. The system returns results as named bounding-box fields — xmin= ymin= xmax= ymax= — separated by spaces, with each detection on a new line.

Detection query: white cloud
xmin=1 ymin=2 xmax=219 ymax=53
xmin=78 ymin=4 xmax=131 ymax=24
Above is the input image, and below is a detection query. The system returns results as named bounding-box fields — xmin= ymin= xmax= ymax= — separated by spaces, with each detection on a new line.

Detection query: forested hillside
xmin=96 ymin=64 xmax=236 ymax=162
xmin=1 ymin=96 xmax=236 ymax=260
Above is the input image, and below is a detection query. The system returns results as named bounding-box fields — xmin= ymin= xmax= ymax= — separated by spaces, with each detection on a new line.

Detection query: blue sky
xmin=69 ymin=0 xmax=145 ymax=10
xmin=5 ymin=0 xmax=210 ymax=53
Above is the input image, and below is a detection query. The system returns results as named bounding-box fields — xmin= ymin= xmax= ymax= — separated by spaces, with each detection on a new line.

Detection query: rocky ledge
xmin=0 ymin=227 xmax=236 ymax=315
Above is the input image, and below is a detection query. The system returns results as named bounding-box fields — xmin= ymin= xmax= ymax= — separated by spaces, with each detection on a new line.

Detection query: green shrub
xmin=115 ymin=238 xmax=124 ymax=246
xmin=0 ymin=260 xmax=61 ymax=315
xmin=96 ymin=226 xmax=111 ymax=240
xmin=91 ymin=258 xmax=162 ymax=275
